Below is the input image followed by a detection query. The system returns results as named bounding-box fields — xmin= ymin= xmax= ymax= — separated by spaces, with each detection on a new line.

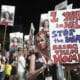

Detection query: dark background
xmin=0 ymin=0 xmax=80 ymax=34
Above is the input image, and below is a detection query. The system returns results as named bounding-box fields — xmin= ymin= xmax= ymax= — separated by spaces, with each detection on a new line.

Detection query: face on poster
xmin=48 ymin=9 xmax=80 ymax=64
xmin=0 ymin=5 xmax=15 ymax=26
xmin=39 ymin=13 xmax=49 ymax=33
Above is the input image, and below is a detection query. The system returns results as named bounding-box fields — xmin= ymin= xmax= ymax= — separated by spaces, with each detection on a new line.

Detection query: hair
xmin=34 ymin=33 xmax=48 ymax=49
xmin=2 ymin=11 xmax=12 ymax=20
xmin=42 ymin=19 xmax=49 ymax=27
xmin=11 ymin=37 xmax=19 ymax=43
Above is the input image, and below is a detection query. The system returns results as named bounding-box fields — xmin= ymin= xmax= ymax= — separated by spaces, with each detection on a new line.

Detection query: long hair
xmin=34 ymin=34 xmax=48 ymax=49
xmin=2 ymin=11 xmax=12 ymax=20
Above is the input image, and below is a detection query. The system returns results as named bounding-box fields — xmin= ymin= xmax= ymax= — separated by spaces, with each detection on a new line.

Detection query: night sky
xmin=0 ymin=0 xmax=80 ymax=34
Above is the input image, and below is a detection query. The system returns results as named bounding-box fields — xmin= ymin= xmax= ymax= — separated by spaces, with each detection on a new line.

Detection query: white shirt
xmin=17 ymin=55 xmax=26 ymax=73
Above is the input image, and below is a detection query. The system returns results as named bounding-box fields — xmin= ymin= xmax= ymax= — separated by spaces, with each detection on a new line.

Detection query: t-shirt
xmin=17 ymin=55 xmax=26 ymax=73
xmin=5 ymin=63 xmax=12 ymax=76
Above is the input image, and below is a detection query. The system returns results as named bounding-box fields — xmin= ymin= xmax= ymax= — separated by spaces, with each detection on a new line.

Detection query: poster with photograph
xmin=39 ymin=13 xmax=49 ymax=35
xmin=39 ymin=13 xmax=50 ymax=51
xmin=0 ymin=5 xmax=15 ymax=26
xmin=10 ymin=32 xmax=23 ymax=49
xmin=48 ymin=9 xmax=80 ymax=64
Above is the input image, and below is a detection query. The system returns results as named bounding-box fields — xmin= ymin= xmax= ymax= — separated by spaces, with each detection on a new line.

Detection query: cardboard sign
xmin=48 ymin=9 xmax=80 ymax=63
xmin=0 ymin=5 xmax=15 ymax=26
xmin=10 ymin=32 xmax=23 ymax=49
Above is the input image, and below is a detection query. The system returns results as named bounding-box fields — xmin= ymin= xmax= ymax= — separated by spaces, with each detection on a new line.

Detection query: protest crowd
xmin=0 ymin=19 xmax=80 ymax=80
xmin=0 ymin=1 xmax=80 ymax=80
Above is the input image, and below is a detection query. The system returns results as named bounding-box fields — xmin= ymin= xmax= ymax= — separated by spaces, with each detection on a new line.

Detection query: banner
xmin=48 ymin=9 xmax=80 ymax=63
xmin=0 ymin=5 xmax=15 ymax=26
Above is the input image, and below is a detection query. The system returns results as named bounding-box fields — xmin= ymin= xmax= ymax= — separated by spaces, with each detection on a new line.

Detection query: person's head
xmin=35 ymin=34 xmax=48 ymax=50
xmin=23 ymin=47 xmax=28 ymax=52
xmin=23 ymin=47 xmax=29 ymax=57
xmin=13 ymin=50 xmax=18 ymax=58
xmin=18 ymin=48 xmax=24 ymax=56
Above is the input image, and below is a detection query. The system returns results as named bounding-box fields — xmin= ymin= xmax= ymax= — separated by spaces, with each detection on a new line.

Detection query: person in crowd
xmin=0 ymin=53 xmax=5 ymax=80
xmin=28 ymin=46 xmax=47 ymax=80
xmin=9 ymin=51 xmax=18 ymax=80
xmin=5 ymin=51 xmax=10 ymax=62
xmin=1 ymin=51 xmax=6 ymax=80
xmin=5 ymin=59 xmax=12 ymax=80
xmin=35 ymin=34 xmax=50 ymax=61
xmin=23 ymin=47 xmax=29 ymax=59
xmin=23 ymin=47 xmax=29 ymax=80
xmin=71 ymin=67 xmax=80 ymax=80
xmin=17 ymin=48 xmax=26 ymax=80
xmin=31 ymin=34 xmax=57 ymax=80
